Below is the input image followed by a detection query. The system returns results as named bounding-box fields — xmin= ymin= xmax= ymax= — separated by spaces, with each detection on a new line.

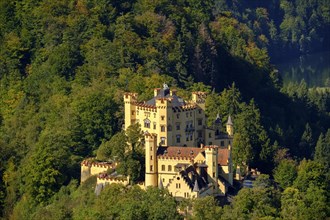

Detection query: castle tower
xmin=155 ymin=96 xmax=172 ymax=146
xmin=145 ymin=132 xmax=158 ymax=188
xmin=205 ymin=146 xmax=219 ymax=192
xmin=124 ymin=93 xmax=138 ymax=130
xmin=226 ymin=115 xmax=234 ymax=136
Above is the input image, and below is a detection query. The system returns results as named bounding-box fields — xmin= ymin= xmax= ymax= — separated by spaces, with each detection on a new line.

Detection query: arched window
xmin=168 ymin=165 xmax=172 ymax=171
xmin=144 ymin=119 xmax=151 ymax=128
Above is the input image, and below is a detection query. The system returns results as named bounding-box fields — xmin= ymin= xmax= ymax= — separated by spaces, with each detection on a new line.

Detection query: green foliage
xmin=233 ymin=99 xmax=273 ymax=171
xmin=222 ymin=186 xmax=280 ymax=220
xmin=126 ymin=123 xmax=144 ymax=153
xmin=293 ymin=159 xmax=327 ymax=192
xmin=97 ymin=131 xmax=128 ymax=161
xmin=192 ymin=196 xmax=222 ymax=220
xmin=71 ymin=90 xmax=119 ymax=155
xmin=73 ymin=184 xmax=181 ymax=220
xmin=314 ymin=130 xmax=330 ymax=170
xmin=0 ymin=0 xmax=329 ymax=218
xmin=274 ymin=159 xmax=297 ymax=189
xmin=280 ymin=185 xmax=328 ymax=220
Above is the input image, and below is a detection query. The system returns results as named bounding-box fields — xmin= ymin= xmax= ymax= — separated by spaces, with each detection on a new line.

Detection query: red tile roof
xmin=157 ymin=146 xmax=203 ymax=159
xmin=157 ymin=146 xmax=230 ymax=166
xmin=218 ymin=148 xmax=229 ymax=166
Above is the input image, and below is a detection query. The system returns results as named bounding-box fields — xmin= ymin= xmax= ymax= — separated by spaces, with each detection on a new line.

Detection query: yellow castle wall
xmin=124 ymin=91 xmax=208 ymax=147
xmin=81 ymin=162 xmax=115 ymax=183
xmin=157 ymin=157 xmax=192 ymax=186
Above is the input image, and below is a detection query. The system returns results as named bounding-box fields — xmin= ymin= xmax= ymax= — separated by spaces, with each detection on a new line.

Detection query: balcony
xmin=185 ymin=127 xmax=195 ymax=132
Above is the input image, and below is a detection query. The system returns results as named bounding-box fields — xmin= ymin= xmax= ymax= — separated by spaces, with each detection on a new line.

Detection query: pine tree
xmin=314 ymin=130 xmax=330 ymax=170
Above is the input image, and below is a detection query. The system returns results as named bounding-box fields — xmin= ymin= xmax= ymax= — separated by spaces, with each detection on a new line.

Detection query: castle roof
xmin=146 ymin=85 xmax=186 ymax=107
xmin=156 ymin=146 xmax=230 ymax=166
xmin=157 ymin=146 xmax=203 ymax=159
xmin=179 ymin=165 xmax=208 ymax=192
xmin=146 ymin=94 xmax=186 ymax=107
xmin=215 ymin=113 xmax=222 ymax=124
xmin=218 ymin=148 xmax=230 ymax=166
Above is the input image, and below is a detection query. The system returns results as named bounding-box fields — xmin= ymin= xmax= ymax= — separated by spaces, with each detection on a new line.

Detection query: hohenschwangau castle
xmin=81 ymin=84 xmax=235 ymax=199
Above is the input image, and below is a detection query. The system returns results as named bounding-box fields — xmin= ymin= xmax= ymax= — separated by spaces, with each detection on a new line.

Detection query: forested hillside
xmin=0 ymin=0 xmax=329 ymax=219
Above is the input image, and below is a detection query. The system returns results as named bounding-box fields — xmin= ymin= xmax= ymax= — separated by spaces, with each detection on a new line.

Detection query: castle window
xmin=186 ymin=112 xmax=188 ymax=117
xmin=160 ymin=137 xmax=165 ymax=145
xmin=198 ymin=119 xmax=202 ymax=126
xmin=150 ymin=156 xmax=152 ymax=160
xmin=198 ymin=109 xmax=202 ymax=114
xmin=150 ymin=147 xmax=152 ymax=151
xmin=162 ymin=165 xmax=165 ymax=171
xmin=176 ymin=183 xmax=181 ymax=189
xmin=176 ymin=135 xmax=181 ymax=143
xmin=209 ymin=133 xmax=212 ymax=138
xmin=168 ymin=165 xmax=172 ymax=171
xmin=161 ymin=116 xmax=165 ymax=120
xmin=213 ymin=172 xmax=215 ymax=178
xmin=131 ymin=110 xmax=135 ymax=115
xmin=190 ymin=134 xmax=193 ymax=141
xmin=186 ymin=135 xmax=189 ymax=141
xmin=154 ymin=113 xmax=156 ymax=118
xmin=144 ymin=119 xmax=151 ymax=128
xmin=150 ymin=165 xmax=153 ymax=171
xmin=198 ymin=131 xmax=202 ymax=138
xmin=161 ymin=125 xmax=165 ymax=132
xmin=221 ymin=141 xmax=224 ymax=146
xmin=190 ymin=112 xmax=192 ymax=117
xmin=163 ymin=178 xmax=165 ymax=183
xmin=176 ymin=123 xmax=180 ymax=130
xmin=153 ymin=123 xmax=156 ymax=129
xmin=177 ymin=114 xmax=180 ymax=119
xmin=167 ymin=125 xmax=172 ymax=131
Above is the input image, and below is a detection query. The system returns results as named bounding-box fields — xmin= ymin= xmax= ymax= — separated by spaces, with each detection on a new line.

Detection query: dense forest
xmin=0 ymin=0 xmax=329 ymax=219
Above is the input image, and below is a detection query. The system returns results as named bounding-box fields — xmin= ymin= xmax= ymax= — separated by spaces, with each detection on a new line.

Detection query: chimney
xmin=170 ymin=89 xmax=177 ymax=96
xmin=154 ymin=88 xmax=161 ymax=97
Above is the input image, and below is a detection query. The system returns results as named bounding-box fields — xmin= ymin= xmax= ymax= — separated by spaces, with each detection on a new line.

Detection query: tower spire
xmin=226 ymin=115 xmax=233 ymax=125
xmin=226 ymin=115 xmax=234 ymax=136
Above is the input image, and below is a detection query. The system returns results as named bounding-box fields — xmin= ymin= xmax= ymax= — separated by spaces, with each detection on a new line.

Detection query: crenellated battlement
xmin=81 ymin=160 xmax=116 ymax=169
xmin=96 ymin=173 xmax=130 ymax=187
xmin=157 ymin=156 xmax=194 ymax=161
xmin=81 ymin=159 xmax=117 ymax=183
